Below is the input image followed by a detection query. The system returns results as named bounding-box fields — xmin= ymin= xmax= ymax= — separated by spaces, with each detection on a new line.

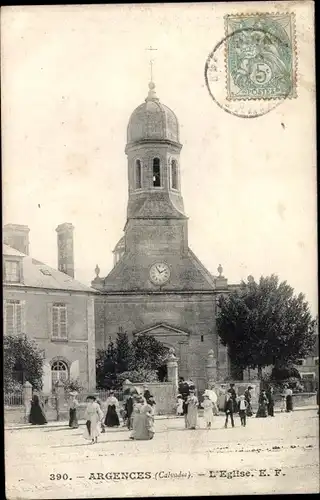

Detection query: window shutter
xmin=6 ymin=302 xmax=15 ymax=335
xmin=52 ymin=306 xmax=59 ymax=337
xmin=47 ymin=303 xmax=53 ymax=338
xmin=21 ymin=300 xmax=26 ymax=333
xmin=16 ymin=302 xmax=22 ymax=334
xmin=60 ymin=306 xmax=67 ymax=338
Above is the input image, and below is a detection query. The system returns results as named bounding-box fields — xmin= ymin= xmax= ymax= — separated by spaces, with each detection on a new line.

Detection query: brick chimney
xmin=3 ymin=224 xmax=30 ymax=255
xmin=56 ymin=223 xmax=75 ymax=278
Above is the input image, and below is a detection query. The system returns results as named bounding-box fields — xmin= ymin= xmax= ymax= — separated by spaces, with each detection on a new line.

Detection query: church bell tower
xmin=96 ymin=78 xmax=215 ymax=293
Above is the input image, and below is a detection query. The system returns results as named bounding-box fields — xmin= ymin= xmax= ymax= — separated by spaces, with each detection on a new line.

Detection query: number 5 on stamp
xmin=225 ymin=13 xmax=297 ymax=100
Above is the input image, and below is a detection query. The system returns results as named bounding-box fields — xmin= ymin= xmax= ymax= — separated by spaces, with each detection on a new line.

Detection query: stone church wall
xmin=94 ymin=292 xmax=227 ymax=393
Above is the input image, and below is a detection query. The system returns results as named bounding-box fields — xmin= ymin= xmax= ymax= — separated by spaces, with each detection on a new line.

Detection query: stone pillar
xmin=206 ymin=349 xmax=217 ymax=387
xmin=166 ymin=348 xmax=178 ymax=390
xmin=23 ymin=381 xmax=33 ymax=423
xmin=55 ymin=380 xmax=65 ymax=421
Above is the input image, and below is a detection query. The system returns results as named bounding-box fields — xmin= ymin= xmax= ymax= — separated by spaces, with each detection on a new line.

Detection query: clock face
xmin=149 ymin=262 xmax=171 ymax=286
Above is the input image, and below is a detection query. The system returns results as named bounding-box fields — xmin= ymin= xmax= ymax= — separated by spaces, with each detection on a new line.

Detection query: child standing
xmin=238 ymin=395 xmax=248 ymax=427
xmin=176 ymin=394 xmax=184 ymax=416
xmin=202 ymin=394 xmax=214 ymax=429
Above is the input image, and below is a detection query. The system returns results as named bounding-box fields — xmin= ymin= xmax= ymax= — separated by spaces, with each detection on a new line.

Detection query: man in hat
xmin=244 ymin=385 xmax=253 ymax=416
xmin=227 ymin=383 xmax=238 ymax=413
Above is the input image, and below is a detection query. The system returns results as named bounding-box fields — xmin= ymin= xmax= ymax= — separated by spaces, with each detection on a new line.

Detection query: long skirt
xmin=186 ymin=405 xmax=198 ymax=429
xmin=105 ymin=405 xmax=120 ymax=427
xmin=29 ymin=405 xmax=47 ymax=425
xmin=286 ymin=395 xmax=293 ymax=412
xmin=246 ymin=401 xmax=253 ymax=417
xmin=83 ymin=419 xmax=101 ymax=441
xmin=267 ymin=403 xmax=274 ymax=417
xmin=204 ymin=408 xmax=214 ymax=425
xmin=256 ymin=403 xmax=268 ymax=418
xmin=131 ymin=412 xmax=154 ymax=440
xmin=69 ymin=408 xmax=79 ymax=428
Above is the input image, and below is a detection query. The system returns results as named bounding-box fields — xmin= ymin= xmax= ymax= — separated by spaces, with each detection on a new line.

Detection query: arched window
xmin=152 ymin=158 xmax=161 ymax=187
xmin=135 ymin=159 xmax=142 ymax=189
xmin=171 ymin=159 xmax=178 ymax=190
xmin=51 ymin=360 xmax=68 ymax=385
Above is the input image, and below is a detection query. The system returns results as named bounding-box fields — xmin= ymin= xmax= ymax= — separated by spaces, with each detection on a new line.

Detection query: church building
xmin=92 ymin=80 xmax=234 ymax=392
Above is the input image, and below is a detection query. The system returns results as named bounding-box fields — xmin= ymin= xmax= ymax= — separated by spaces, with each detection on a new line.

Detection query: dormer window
xmin=171 ymin=159 xmax=178 ymax=190
xmin=152 ymin=158 xmax=161 ymax=187
xmin=135 ymin=159 xmax=142 ymax=189
xmin=4 ymin=259 xmax=21 ymax=283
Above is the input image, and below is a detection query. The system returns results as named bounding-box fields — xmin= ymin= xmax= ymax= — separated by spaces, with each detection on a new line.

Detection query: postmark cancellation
xmin=224 ymin=13 xmax=297 ymax=101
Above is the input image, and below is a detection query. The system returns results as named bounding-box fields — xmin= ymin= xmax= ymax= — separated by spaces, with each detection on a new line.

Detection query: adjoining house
xmin=3 ymin=223 xmax=97 ymax=393
xmin=295 ymin=319 xmax=319 ymax=390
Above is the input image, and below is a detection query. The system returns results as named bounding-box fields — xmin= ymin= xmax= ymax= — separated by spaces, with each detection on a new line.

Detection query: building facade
xmin=92 ymin=81 xmax=234 ymax=392
xmin=3 ymin=223 xmax=96 ymax=393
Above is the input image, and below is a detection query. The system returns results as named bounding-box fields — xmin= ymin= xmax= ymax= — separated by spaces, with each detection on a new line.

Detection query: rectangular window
xmin=171 ymin=160 xmax=178 ymax=189
xmin=4 ymin=300 xmax=22 ymax=335
xmin=135 ymin=160 xmax=142 ymax=189
xmin=52 ymin=303 xmax=68 ymax=339
xmin=152 ymin=158 xmax=161 ymax=187
xmin=4 ymin=260 xmax=20 ymax=282
xmin=301 ymin=373 xmax=315 ymax=380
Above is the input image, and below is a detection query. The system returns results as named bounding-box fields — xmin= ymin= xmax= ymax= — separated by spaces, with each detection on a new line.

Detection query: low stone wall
xmin=4 ymin=406 xmax=25 ymax=425
xmin=273 ymin=392 xmax=317 ymax=408
xmin=123 ymin=382 xmax=177 ymax=415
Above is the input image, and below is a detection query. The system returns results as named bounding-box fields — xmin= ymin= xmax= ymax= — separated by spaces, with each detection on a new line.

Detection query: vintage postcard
xmin=2 ymin=2 xmax=318 ymax=498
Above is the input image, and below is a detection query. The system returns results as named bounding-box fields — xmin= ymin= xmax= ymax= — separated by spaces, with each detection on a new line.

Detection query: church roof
xmin=127 ymin=82 xmax=180 ymax=145
xmin=3 ymin=243 xmax=96 ymax=293
xmin=113 ymin=236 xmax=125 ymax=253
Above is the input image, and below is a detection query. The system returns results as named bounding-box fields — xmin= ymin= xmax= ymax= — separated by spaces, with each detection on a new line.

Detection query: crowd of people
xmin=27 ymin=380 xmax=301 ymax=440
xmin=175 ymin=378 xmax=296 ymax=430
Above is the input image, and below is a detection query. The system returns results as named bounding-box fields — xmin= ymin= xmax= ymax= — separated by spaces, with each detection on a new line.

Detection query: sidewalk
xmin=5 ymin=406 xmax=318 ymax=430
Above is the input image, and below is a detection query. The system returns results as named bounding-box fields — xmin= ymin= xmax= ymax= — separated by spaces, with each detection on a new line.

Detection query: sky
xmin=2 ymin=3 xmax=318 ymax=315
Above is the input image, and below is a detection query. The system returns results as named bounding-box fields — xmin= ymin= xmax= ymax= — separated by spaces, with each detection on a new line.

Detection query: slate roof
xmin=3 ymin=244 xmax=96 ymax=293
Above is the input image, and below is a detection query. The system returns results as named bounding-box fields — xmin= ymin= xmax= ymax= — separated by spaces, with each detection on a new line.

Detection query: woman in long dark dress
xmin=68 ymin=392 xmax=79 ymax=428
xmin=104 ymin=391 xmax=120 ymax=427
xmin=256 ymin=390 xmax=269 ymax=418
xmin=29 ymin=394 xmax=47 ymax=425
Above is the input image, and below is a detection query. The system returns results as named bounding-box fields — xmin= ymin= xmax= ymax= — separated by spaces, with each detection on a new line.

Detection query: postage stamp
xmin=224 ymin=13 xmax=297 ymax=101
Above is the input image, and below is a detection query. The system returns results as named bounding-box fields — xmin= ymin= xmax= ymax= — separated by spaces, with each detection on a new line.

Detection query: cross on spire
xmin=146 ymin=46 xmax=158 ymax=82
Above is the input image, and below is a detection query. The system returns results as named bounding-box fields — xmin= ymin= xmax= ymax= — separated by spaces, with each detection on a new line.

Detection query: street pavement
xmin=5 ymin=409 xmax=319 ymax=498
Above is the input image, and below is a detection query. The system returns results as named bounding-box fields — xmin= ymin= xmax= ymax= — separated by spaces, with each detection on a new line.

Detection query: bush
xmin=4 ymin=334 xmax=43 ymax=391
xmin=116 ymin=369 xmax=159 ymax=385
xmin=271 ymin=365 xmax=301 ymax=381
xmin=62 ymin=378 xmax=85 ymax=393
xmin=5 ymin=380 xmax=23 ymax=393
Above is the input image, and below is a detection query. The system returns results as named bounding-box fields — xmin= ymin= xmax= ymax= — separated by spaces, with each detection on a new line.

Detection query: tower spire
xmin=145 ymin=46 xmax=158 ymax=100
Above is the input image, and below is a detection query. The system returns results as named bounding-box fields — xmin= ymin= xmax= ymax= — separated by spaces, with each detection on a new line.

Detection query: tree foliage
xmin=217 ymin=275 xmax=315 ymax=376
xmin=130 ymin=333 xmax=169 ymax=371
xmin=116 ymin=368 xmax=159 ymax=385
xmin=96 ymin=330 xmax=169 ymax=388
xmin=4 ymin=334 xmax=44 ymax=391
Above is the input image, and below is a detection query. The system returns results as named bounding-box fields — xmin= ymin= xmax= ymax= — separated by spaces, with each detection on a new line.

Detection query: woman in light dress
xmin=201 ymin=394 xmax=214 ymax=429
xmin=185 ymin=390 xmax=199 ymax=429
xmin=130 ymin=396 xmax=155 ymax=440
xmin=83 ymin=395 xmax=104 ymax=444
